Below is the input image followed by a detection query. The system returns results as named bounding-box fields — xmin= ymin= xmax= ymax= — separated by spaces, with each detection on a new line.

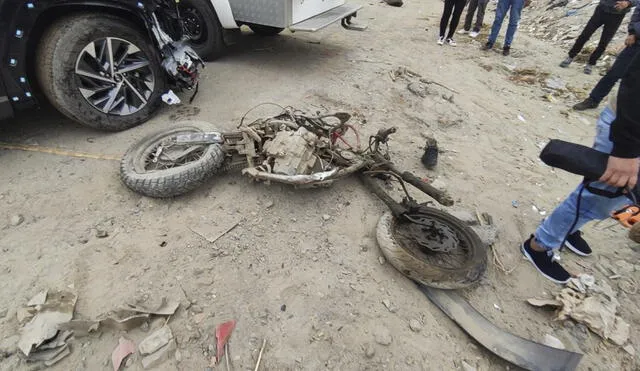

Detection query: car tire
xmin=179 ymin=0 xmax=226 ymax=61
xmin=249 ymin=25 xmax=285 ymax=36
xmin=37 ymin=13 xmax=166 ymax=131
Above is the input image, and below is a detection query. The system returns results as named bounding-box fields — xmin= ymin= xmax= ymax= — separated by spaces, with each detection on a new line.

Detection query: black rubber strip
xmin=419 ymin=285 xmax=583 ymax=371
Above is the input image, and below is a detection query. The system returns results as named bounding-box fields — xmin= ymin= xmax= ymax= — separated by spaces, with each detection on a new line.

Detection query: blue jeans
xmin=535 ymin=106 xmax=630 ymax=251
xmin=488 ymin=0 xmax=525 ymax=47
xmin=590 ymin=43 xmax=640 ymax=103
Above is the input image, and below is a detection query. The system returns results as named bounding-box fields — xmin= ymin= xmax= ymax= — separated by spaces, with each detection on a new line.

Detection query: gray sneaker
xmin=559 ymin=57 xmax=573 ymax=68
xmin=584 ymin=64 xmax=594 ymax=74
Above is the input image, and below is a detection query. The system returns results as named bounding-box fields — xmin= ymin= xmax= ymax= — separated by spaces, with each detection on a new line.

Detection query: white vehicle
xmin=179 ymin=0 xmax=365 ymax=60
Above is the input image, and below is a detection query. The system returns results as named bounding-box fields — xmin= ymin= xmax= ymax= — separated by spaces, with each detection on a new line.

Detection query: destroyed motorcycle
xmin=120 ymin=108 xmax=487 ymax=289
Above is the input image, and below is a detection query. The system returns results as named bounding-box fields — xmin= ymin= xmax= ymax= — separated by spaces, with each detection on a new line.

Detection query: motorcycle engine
xmin=263 ymin=127 xmax=319 ymax=176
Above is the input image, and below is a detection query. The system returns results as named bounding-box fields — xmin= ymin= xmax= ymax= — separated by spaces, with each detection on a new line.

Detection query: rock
xmin=0 ymin=335 xmax=19 ymax=357
xmin=265 ymin=201 xmax=275 ymax=209
xmin=363 ymin=343 xmax=376 ymax=358
xmin=623 ymin=344 xmax=635 ymax=356
xmin=461 ymin=360 xmax=477 ymax=371
xmin=542 ymin=334 xmax=565 ymax=350
xmin=141 ymin=339 xmax=176 ymax=369
xmin=382 ymin=299 xmax=397 ymax=313
xmin=409 ymin=319 xmax=423 ymax=332
xmin=10 ymin=215 xmax=24 ymax=226
xmin=449 ymin=210 xmax=478 ymax=225
xmin=191 ymin=306 xmax=203 ymax=314
xmin=470 ymin=225 xmax=499 ymax=246
xmin=374 ymin=326 xmax=392 ymax=346
xmin=378 ymin=256 xmax=386 ymax=265
xmin=95 ymin=229 xmax=108 ymax=238
xmin=139 ymin=326 xmax=173 ymax=355
xmin=322 ymin=214 xmax=331 ymax=221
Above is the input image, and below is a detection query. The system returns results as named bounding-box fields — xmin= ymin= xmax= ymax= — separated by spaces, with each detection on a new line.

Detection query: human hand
xmin=600 ymin=156 xmax=639 ymax=189
xmin=625 ymin=34 xmax=637 ymax=46
xmin=615 ymin=0 xmax=630 ymax=10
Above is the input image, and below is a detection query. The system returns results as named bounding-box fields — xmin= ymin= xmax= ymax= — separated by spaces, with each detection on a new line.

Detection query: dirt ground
xmin=1 ymin=1 xmax=639 ymax=370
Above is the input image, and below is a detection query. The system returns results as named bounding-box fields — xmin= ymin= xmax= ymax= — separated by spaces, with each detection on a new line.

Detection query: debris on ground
xmin=421 ymin=136 xmax=438 ymax=170
xmin=373 ymin=325 xmax=392 ymax=346
xmin=509 ymin=68 xmax=549 ymax=85
xmin=139 ymin=326 xmax=173 ymax=355
xmin=111 ymin=337 xmax=136 ymax=371
xmin=461 ymin=360 xmax=477 ymax=371
xmin=409 ymin=319 xmax=423 ymax=332
xmin=18 ymin=290 xmax=77 ymax=358
xmin=140 ymin=326 xmax=175 ymax=369
xmin=142 ymin=339 xmax=176 ymax=369
xmin=363 ymin=343 xmax=376 ymax=358
xmin=545 ymin=76 xmax=567 ymax=91
xmin=382 ymin=299 xmax=397 ymax=313
xmin=528 ymin=279 xmax=630 ymax=345
xmin=214 ymin=320 xmax=236 ymax=365
xmin=10 ymin=214 xmax=24 ymax=226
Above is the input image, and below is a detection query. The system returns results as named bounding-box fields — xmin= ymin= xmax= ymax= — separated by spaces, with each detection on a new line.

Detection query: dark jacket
xmin=610 ymin=52 xmax=640 ymax=158
xmin=629 ymin=4 xmax=640 ymax=35
xmin=600 ymin=0 xmax=637 ymax=14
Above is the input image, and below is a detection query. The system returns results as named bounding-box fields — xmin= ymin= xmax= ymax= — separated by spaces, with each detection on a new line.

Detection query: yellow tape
xmin=0 ymin=142 xmax=121 ymax=161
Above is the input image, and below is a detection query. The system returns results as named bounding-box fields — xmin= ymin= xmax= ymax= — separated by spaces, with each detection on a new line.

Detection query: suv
xmin=0 ymin=0 xmax=362 ymax=131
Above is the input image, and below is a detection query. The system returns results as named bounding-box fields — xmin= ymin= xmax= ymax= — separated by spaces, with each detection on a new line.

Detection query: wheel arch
xmin=25 ymin=3 xmax=151 ymax=95
xmin=210 ymin=0 xmax=239 ymax=29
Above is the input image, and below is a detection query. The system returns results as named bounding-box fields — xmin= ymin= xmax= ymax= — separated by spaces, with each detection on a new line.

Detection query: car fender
xmin=210 ymin=0 xmax=239 ymax=28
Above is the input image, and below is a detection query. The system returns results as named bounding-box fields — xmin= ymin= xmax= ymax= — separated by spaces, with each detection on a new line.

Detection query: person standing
xmin=439 ymin=0 xmax=468 ymax=46
xmin=573 ymin=5 xmax=640 ymax=110
xmin=482 ymin=0 xmax=532 ymax=55
xmin=458 ymin=0 xmax=490 ymax=38
xmin=521 ymin=54 xmax=640 ymax=283
xmin=560 ymin=0 xmax=636 ymax=75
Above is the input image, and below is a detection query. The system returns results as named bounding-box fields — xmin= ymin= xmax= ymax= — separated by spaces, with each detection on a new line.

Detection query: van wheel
xmin=180 ymin=0 xmax=226 ymax=60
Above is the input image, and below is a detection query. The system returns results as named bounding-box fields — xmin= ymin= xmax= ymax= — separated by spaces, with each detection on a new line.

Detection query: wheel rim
xmin=393 ymin=213 xmax=473 ymax=271
xmin=74 ymin=37 xmax=155 ymax=116
xmin=134 ymin=130 xmax=208 ymax=173
xmin=181 ymin=7 xmax=207 ymax=44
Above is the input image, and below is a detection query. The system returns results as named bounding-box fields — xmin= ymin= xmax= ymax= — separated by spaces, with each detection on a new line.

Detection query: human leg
xmin=504 ymin=0 xmax=524 ymax=47
xmin=447 ymin=0 xmax=468 ymax=39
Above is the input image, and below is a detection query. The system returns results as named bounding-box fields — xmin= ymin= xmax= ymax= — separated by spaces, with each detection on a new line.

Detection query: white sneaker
xmin=446 ymin=38 xmax=456 ymax=46
xmin=437 ymin=36 xmax=445 ymax=45
xmin=457 ymin=29 xmax=469 ymax=34
xmin=469 ymin=31 xmax=479 ymax=38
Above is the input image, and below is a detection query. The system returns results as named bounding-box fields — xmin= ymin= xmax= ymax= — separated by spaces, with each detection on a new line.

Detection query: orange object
xmin=612 ymin=204 xmax=640 ymax=228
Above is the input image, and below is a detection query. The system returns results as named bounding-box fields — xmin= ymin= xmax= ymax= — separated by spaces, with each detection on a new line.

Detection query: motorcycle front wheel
xmin=120 ymin=122 xmax=225 ymax=198
xmin=376 ymin=207 xmax=487 ymax=289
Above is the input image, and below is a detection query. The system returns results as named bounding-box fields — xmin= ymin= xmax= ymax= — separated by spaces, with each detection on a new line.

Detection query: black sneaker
xmin=521 ymin=236 xmax=571 ymax=284
xmin=502 ymin=46 xmax=511 ymax=56
xmin=564 ymin=231 xmax=592 ymax=257
xmin=573 ymin=97 xmax=598 ymax=111
xmin=482 ymin=42 xmax=494 ymax=50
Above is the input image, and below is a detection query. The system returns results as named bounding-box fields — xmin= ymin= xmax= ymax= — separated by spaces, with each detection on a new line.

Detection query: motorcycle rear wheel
xmin=376 ymin=207 xmax=487 ymax=289
xmin=120 ymin=122 xmax=225 ymax=198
